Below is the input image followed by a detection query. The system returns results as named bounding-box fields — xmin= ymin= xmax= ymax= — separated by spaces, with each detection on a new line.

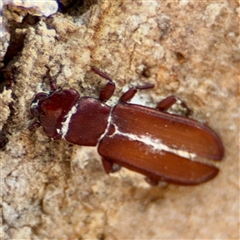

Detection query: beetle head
xmin=30 ymin=89 xmax=80 ymax=139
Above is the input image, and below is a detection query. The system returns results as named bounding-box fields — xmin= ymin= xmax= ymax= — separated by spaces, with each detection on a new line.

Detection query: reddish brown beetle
xmin=30 ymin=67 xmax=224 ymax=185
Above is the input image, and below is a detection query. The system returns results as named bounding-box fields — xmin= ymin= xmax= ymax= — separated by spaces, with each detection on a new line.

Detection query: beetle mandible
xmin=30 ymin=66 xmax=224 ymax=185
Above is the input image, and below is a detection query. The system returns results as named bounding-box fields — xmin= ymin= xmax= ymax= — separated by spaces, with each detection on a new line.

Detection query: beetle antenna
xmin=44 ymin=65 xmax=64 ymax=92
xmin=91 ymin=66 xmax=113 ymax=82
xmin=135 ymin=83 xmax=155 ymax=90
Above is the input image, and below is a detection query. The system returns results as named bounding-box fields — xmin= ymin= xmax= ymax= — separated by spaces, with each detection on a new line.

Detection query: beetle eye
xmin=34 ymin=92 xmax=49 ymax=101
xmin=30 ymin=106 xmax=40 ymax=117
xmin=30 ymin=92 xmax=49 ymax=117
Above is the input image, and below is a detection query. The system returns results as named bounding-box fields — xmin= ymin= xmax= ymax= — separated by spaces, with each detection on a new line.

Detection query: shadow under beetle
xmin=30 ymin=66 xmax=224 ymax=185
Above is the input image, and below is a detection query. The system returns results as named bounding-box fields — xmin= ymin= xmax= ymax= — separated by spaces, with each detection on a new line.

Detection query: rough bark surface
xmin=1 ymin=1 xmax=239 ymax=239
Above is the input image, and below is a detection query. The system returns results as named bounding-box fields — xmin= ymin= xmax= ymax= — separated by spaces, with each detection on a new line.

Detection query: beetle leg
xmin=157 ymin=96 xmax=191 ymax=116
xmin=101 ymin=158 xmax=113 ymax=174
xmin=119 ymin=84 xmax=154 ymax=102
xmin=157 ymin=95 xmax=177 ymax=111
xmin=101 ymin=157 xmax=121 ymax=174
xmin=90 ymin=66 xmax=116 ymax=102
xmin=119 ymin=87 xmax=137 ymax=102
xmin=28 ymin=121 xmax=41 ymax=131
xmin=144 ymin=177 xmax=159 ymax=186
xmin=180 ymin=100 xmax=192 ymax=116
xmin=99 ymin=81 xmax=115 ymax=102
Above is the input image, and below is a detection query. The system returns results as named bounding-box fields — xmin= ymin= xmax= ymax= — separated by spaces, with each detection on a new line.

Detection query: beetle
xmin=30 ymin=66 xmax=224 ymax=185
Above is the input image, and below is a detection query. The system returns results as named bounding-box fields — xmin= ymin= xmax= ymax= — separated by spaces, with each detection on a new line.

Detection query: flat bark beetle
xmin=30 ymin=67 xmax=224 ymax=185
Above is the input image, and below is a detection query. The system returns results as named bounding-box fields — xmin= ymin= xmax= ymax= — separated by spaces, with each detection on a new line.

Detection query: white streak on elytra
xmin=97 ymin=107 xmax=114 ymax=144
xmin=61 ymin=103 xmax=78 ymax=138
xmin=108 ymin=124 xmax=196 ymax=160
